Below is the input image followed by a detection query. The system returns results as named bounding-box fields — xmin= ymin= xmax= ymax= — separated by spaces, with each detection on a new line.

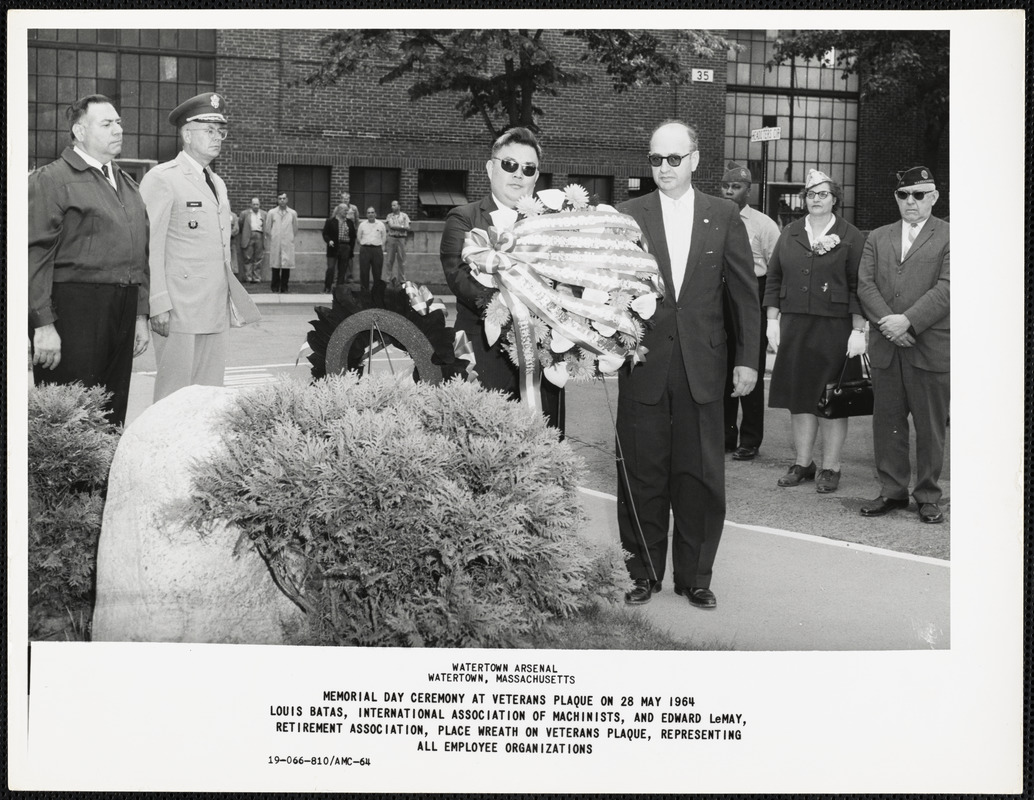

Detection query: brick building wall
xmin=211 ymin=29 xmax=730 ymax=283
xmin=855 ymin=82 xmax=950 ymax=230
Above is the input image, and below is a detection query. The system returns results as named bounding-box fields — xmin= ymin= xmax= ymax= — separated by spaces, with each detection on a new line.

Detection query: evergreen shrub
xmin=186 ymin=374 xmax=629 ymax=647
xmin=28 ymin=383 xmax=120 ymax=639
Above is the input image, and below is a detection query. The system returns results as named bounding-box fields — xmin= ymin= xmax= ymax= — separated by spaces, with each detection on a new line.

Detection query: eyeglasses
xmin=805 ymin=190 xmax=831 ymax=200
xmin=648 ymin=152 xmax=692 ymax=168
xmin=895 ymin=190 xmax=932 ymax=201
xmin=188 ymin=126 xmax=228 ymax=140
xmin=494 ymin=157 xmax=538 ymax=177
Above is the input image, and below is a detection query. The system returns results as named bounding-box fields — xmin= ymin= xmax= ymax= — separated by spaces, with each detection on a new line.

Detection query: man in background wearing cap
xmin=720 ymin=162 xmax=781 ymax=461
xmin=139 ymin=92 xmax=259 ymax=402
xmin=857 ymin=167 xmax=949 ymax=524
xmin=29 ymin=93 xmax=151 ymax=427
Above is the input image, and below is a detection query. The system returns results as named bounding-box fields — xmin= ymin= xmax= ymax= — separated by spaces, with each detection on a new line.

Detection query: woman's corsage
xmin=812 ymin=234 xmax=841 ymax=255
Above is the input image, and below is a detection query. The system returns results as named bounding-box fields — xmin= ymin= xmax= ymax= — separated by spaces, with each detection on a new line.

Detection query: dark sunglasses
xmin=895 ymin=190 xmax=932 ymax=201
xmin=647 ymin=152 xmax=692 ymax=168
xmin=494 ymin=157 xmax=538 ymax=177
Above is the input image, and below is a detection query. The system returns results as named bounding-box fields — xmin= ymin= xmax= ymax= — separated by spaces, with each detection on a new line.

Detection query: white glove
xmin=846 ymin=328 xmax=867 ymax=358
xmin=766 ymin=319 xmax=780 ymax=352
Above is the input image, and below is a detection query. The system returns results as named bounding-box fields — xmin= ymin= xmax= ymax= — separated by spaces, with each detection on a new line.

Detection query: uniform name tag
xmin=187 ymin=201 xmax=202 ymax=207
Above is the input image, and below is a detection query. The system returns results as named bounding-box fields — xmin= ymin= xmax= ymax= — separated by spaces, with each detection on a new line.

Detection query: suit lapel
xmin=638 ymin=192 xmax=674 ymax=297
xmin=477 ymin=195 xmax=497 ymax=230
xmin=903 ymin=219 xmax=935 ymax=262
xmin=682 ymin=190 xmax=711 ymax=291
xmin=889 ymin=220 xmax=904 ymax=264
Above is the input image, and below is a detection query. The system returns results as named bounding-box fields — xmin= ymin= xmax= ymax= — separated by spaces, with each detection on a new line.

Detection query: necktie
xmin=101 ymin=163 xmax=117 ymax=193
xmin=203 ymin=168 xmax=219 ymax=201
xmin=903 ymin=223 xmax=918 ymax=258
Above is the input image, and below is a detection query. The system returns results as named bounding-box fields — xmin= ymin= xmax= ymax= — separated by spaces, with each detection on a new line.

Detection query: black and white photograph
xmin=7 ymin=7 xmax=1025 ymax=794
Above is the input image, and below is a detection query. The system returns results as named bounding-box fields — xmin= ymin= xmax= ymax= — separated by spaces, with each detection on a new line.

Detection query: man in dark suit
xmin=857 ymin=167 xmax=950 ymax=524
xmin=616 ymin=120 xmax=759 ymax=609
xmin=439 ymin=126 xmax=563 ymax=433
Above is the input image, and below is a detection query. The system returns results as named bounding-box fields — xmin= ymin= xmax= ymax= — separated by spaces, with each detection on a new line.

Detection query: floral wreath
xmin=461 ymin=184 xmax=663 ymax=412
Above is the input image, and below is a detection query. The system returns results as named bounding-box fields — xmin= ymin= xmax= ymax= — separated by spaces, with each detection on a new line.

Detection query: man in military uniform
xmin=139 ymin=92 xmax=260 ymax=402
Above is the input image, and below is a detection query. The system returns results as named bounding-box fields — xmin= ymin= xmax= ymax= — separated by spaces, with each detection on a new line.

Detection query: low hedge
xmin=28 ymin=383 xmax=120 ymax=639
xmin=186 ymin=374 xmax=628 ymax=647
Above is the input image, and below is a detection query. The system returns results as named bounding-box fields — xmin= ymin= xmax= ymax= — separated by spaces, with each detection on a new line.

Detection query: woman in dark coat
xmin=322 ymin=204 xmax=356 ymax=293
xmin=763 ymin=169 xmax=868 ymax=494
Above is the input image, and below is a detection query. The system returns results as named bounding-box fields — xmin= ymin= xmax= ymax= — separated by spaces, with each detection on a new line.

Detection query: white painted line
xmin=575 ymin=486 xmax=950 ymax=567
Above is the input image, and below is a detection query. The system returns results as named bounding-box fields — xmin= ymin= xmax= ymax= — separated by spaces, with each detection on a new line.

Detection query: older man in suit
xmin=238 ymin=197 xmax=266 ymax=283
xmin=140 ymin=92 xmax=260 ymax=402
xmin=615 ymin=120 xmax=758 ymax=609
xmin=857 ymin=167 xmax=950 ymax=524
xmin=439 ymin=126 xmax=563 ymax=433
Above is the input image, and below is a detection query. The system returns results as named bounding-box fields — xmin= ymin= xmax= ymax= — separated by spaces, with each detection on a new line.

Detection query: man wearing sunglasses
xmin=857 ymin=167 xmax=950 ymax=524
xmin=615 ymin=120 xmax=759 ymax=610
xmin=140 ymin=92 xmax=260 ymax=403
xmin=440 ymin=126 xmax=564 ymax=433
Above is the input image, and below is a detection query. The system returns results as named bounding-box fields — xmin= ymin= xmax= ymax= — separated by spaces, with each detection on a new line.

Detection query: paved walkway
xmin=578 ymin=487 xmax=949 ymax=651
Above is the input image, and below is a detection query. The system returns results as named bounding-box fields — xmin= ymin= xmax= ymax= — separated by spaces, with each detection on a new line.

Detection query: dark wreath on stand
xmin=306 ymin=284 xmax=469 ymax=385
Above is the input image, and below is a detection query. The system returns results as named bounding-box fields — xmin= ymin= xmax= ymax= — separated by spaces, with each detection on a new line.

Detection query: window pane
xmin=120 ymin=80 xmax=139 ymax=106
xmin=37 ymin=47 xmax=56 ymax=75
xmin=179 ymin=57 xmax=196 ymax=83
xmin=159 ymin=83 xmax=177 ymax=109
xmin=197 ymin=30 xmax=216 ymax=51
xmin=78 ymin=30 xmax=97 ymax=45
xmin=77 ymin=78 xmax=96 ymax=96
xmin=57 ymin=77 xmax=77 ymax=103
xmin=140 ymin=30 xmax=160 ymax=49
xmin=160 ymin=29 xmax=177 ymax=49
xmin=120 ymin=134 xmax=137 ymax=159
xmin=57 ymin=49 xmax=77 ymax=76
xmin=98 ymin=29 xmax=117 ymax=45
xmin=98 ymin=51 xmax=117 ymax=79
xmin=140 ymin=55 xmax=158 ymax=81
xmin=180 ymin=30 xmax=197 ymax=51
xmin=198 ymin=58 xmax=215 ymax=83
xmin=160 ymin=55 xmax=177 ymax=81
xmin=121 ymin=30 xmax=139 ymax=48
xmin=37 ymin=76 xmax=57 ymax=103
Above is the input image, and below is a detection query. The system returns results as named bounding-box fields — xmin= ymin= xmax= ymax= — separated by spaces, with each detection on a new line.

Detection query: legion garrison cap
xmin=168 ymin=92 xmax=227 ymax=127
xmin=897 ymin=166 xmax=936 ymax=189
xmin=804 ymin=168 xmax=833 ymax=190
xmin=722 ymin=162 xmax=752 ymax=183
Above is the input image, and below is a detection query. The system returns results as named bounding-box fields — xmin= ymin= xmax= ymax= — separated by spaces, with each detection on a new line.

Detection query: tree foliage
xmin=304 ymin=29 xmax=736 ymax=139
xmin=769 ymin=30 xmax=949 ymax=161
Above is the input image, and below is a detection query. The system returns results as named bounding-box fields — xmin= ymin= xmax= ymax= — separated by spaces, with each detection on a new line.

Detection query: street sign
xmin=750 ymin=126 xmax=782 ymax=143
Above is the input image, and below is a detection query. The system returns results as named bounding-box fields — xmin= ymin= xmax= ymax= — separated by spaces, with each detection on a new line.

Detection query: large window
xmin=277 ymin=165 xmax=331 ymax=218
xmin=567 ymin=174 xmax=612 ymax=206
xmin=350 ymin=167 xmax=401 ymax=219
xmin=417 ymin=169 xmax=467 ymax=220
xmin=725 ymin=30 xmax=860 ymax=222
xmin=28 ymin=29 xmax=216 ymax=169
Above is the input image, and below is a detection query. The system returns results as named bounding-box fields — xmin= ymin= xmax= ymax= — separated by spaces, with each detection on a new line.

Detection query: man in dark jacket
xmin=29 ymin=94 xmax=151 ymax=426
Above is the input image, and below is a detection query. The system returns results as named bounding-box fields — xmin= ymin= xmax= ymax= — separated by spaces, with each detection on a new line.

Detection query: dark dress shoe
xmin=859 ymin=496 xmax=910 ymax=517
xmin=624 ymin=579 xmax=661 ymax=605
xmin=675 ymin=586 xmax=717 ymax=609
xmin=732 ymin=445 xmax=759 ymax=461
xmin=918 ymin=503 xmax=945 ymax=524
xmin=777 ymin=461 xmax=816 ymax=487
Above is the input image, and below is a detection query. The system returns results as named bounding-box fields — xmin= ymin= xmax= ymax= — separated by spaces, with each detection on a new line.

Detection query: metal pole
xmin=760 ymin=140 xmax=770 ymax=214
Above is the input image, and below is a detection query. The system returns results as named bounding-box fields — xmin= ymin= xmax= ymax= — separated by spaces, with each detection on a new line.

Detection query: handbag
xmin=817 ymin=354 xmax=873 ymax=419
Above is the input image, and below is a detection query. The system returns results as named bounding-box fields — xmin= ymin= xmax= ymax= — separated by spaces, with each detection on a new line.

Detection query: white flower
xmin=550 ymin=332 xmax=576 ymax=353
xmin=563 ymin=184 xmax=591 ymax=209
xmin=514 ymin=195 xmax=545 ymax=217
xmin=812 ymin=233 xmax=841 ymax=255
xmin=537 ymin=189 xmax=567 ymax=211
xmin=630 ymin=293 xmax=657 ymax=320
xmin=543 ymin=362 xmax=570 ymax=388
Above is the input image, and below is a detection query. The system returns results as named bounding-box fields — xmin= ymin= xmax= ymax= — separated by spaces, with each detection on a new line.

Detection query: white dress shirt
xmin=490 ymin=194 xmax=519 ymax=231
xmin=73 ymin=145 xmax=118 ymax=191
xmin=659 ymin=189 xmax=694 ymax=298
